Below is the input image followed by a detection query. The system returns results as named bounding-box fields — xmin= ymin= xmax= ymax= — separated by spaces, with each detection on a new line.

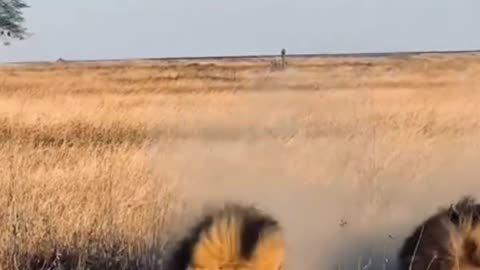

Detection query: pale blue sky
xmin=1 ymin=0 xmax=480 ymax=63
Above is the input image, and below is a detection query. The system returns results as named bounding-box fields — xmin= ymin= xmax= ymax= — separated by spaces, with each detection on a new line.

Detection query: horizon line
xmin=3 ymin=48 xmax=480 ymax=65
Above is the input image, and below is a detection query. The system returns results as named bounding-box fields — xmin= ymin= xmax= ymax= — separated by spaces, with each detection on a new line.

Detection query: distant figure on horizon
xmin=281 ymin=48 xmax=286 ymax=69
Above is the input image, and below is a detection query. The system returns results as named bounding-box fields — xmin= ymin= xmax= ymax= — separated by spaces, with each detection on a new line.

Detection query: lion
xmin=398 ymin=195 xmax=480 ymax=270
xmin=165 ymin=202 xmax=286 ymax=270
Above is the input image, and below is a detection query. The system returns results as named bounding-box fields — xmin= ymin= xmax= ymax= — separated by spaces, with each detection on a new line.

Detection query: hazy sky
xmin=1 ymin=0 xmax=480 ymax=63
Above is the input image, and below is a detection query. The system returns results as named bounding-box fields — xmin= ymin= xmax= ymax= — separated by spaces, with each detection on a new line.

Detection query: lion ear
xmin=451 ymin=203 xmax=459 ymax=214
xmin=448 ymin=203 xmax=461 ymax=226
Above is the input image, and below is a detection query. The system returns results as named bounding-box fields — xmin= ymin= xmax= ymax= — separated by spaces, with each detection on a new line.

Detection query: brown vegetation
xmin=1 ymin=53 xmax=480 ymax=269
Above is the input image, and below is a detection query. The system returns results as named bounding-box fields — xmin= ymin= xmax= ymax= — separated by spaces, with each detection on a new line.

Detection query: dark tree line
xmin=0 ymin=0 xmax=30 ymax=40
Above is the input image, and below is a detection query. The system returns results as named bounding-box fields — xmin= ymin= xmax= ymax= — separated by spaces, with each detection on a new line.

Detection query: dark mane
xmin=164 ymin=213 xmax=214 ymax=270
xmin=398 ymin=195 xmax=480 ymax=270
xmin=164 ymin=202 xmax=281 ymax=270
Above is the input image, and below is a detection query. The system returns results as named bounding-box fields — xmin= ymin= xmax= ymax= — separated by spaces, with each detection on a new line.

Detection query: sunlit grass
xmin=1 ymin=53 xmax=480 ymax=269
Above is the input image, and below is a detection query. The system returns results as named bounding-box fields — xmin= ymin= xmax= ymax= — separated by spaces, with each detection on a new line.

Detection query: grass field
xmin=1 ymin=53 xmax=480 ymax=270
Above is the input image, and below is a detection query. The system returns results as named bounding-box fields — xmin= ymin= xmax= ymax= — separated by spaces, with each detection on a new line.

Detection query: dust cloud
xmin=150 ymin=134 xmax=480 ymax=270
xmin=146 ymin=65 xmax=480 ymax=270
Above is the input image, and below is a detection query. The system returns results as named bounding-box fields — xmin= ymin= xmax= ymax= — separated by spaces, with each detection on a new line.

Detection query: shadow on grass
xmin=5 ymin=240 xmax=168 ymax=270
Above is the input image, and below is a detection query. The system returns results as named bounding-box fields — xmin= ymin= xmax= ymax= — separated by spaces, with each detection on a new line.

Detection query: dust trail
xmin=145 ymin=66 xmax=480 ymax=270
xmin=149 ymin=134 xmax=480 ymax=270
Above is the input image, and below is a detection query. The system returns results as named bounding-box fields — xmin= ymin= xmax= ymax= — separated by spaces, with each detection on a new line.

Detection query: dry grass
xmin=1 ymin=53 xmax=480 ymax=269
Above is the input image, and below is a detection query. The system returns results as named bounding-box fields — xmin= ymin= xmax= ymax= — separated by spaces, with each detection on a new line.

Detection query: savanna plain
xmin=1 ymin=53 xmax=480 ymax=270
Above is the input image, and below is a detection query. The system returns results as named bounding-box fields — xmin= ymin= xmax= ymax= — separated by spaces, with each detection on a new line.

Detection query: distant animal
xmin=398 ymin=195 xmax=480 ymax=270
xmin=165 ymin=202 xmax=286 ymax=270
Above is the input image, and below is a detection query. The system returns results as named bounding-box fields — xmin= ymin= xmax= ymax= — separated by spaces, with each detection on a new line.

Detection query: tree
xmin=0 ymin=0 xmax=30 ymax=42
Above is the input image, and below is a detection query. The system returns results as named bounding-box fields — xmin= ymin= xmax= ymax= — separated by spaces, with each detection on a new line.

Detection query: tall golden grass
xmin=1 ymin=53 xmax=480 ymax=269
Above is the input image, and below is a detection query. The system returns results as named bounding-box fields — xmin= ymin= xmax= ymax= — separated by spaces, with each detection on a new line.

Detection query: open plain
xmin=1 ymin=53 xmax=480 ymax=270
